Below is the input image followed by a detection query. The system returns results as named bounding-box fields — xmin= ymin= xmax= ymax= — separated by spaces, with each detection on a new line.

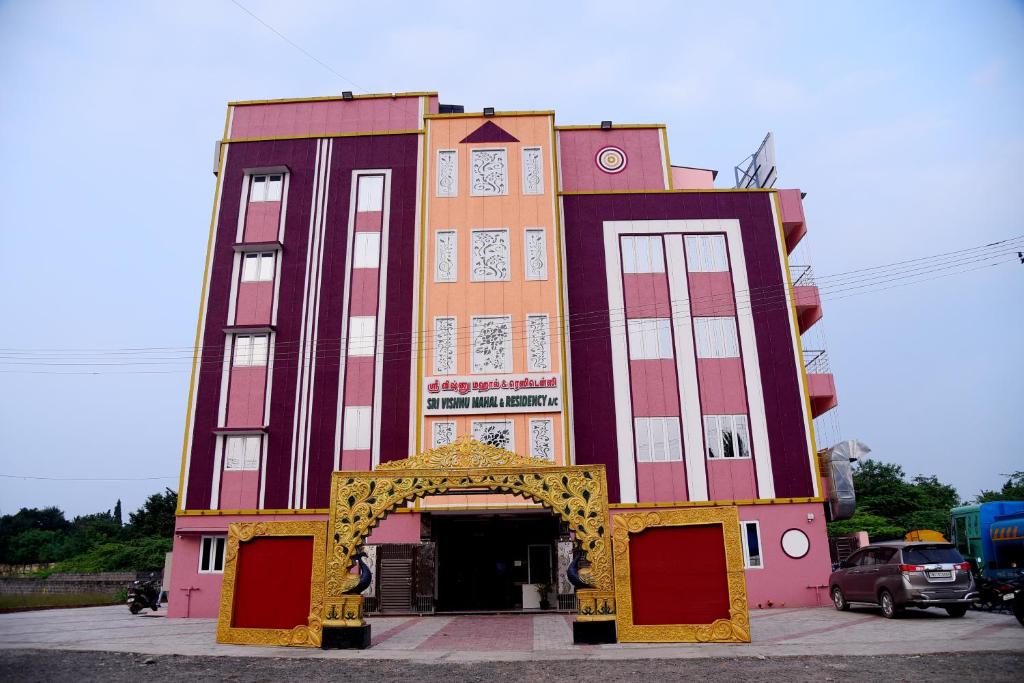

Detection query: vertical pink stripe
xmin=636 ymin=461 xmax=688 ymax=503
xmin=707 ymin=459 xmax=757 ymax=500
xmin=341 ymin=450 xmax=371 ymax=471
xmin=697 ymin=358 xmax=748 ymax=413
xmin=218 ymin=470 xmax=259 ymax=509
xmin=355 ymin=211 xmax=383 ymax=231
xmin=347 ymin=269 xmax=380 ymax=317
xmin=623 ymin=273 xmax=671 ymax=318
xmin=225 ymin=366 xmax=267 ymax=427
xmin=235 ymin=281 xmax=274 ymax=325
xmin=687 ymin=272 xmax=736 ymax=316
xmin=343 ymin=356 xmax=375 ymax=406
xmin=629 ymin=359 xmax=680 ymax=416
xmin=243 ymin=201 xmax=281 ymax=242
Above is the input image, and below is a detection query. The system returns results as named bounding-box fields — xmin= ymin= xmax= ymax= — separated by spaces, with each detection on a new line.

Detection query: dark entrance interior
xmin=433 ymin=513 xmax=559 ymax=612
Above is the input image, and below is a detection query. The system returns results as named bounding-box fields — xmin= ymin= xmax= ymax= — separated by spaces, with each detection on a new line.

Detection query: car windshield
xmin=902 ymin=546 xmax=963 ymax=564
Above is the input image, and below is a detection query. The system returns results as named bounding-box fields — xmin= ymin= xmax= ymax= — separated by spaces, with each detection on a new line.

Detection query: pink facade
xmin=242 ymin=201 xmax=280 ymax=242
xmin=778 ymin=188 xmax=807 ymax=251
xmin=234 ymin=281 xmax=273 ymax=325
xmin=688 ymin=272 xmax=737 ymax=316
xmin=225 ymin=367 xmax=266 ymax=427
xmin=630 ymin=359 xmax=681 ymax=416
xmin=557 ymin=128 xmax=668 ymax=192
xmin=229 ymin=95 xmax=425 ymax=139
xmin=636 ymin=461 xmax=688 ymax=502
xmin=697 ymin=358 xmax=748 ymax=413
xmin=623 ymin=273 xmax=671 ymax=317
xmin=670 ymin=166 xmax=715 ymax=189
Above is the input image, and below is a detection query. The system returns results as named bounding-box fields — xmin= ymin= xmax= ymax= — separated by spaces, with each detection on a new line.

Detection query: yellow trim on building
xmin=554 ymin=123 xmax=667 ymax=131
xmin=413 ymin=120 xmax=432 ymax=453
xmin=228 ymin=91 xmax=438 ymax=106
xmin=548 ymin=114 xmax=573 ymax=464
xmin=661 ymin=126 xmax=674 ymax=190
xmin=424 ymin=110 xmax=557 ymax=120
xmin=558 ymin=188 xmax=775 ymax=196
xmin=609 ymin=496 xmax=825 ymax=510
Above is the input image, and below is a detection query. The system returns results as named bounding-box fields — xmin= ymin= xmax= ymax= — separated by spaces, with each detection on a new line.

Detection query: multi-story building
xmin=169 ymin=92 xmax=839 ymax=618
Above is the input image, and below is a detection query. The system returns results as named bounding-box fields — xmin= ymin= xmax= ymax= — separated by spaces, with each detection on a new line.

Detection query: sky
xmin=0 ymin=1 xmax=1021 ymax=518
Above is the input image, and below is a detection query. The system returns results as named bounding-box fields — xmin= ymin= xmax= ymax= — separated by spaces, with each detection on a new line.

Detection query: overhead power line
xmin=0 ymin=474 xmax=176 ymax=482
xmin=229 ymin=0 xmax=366 ymax=91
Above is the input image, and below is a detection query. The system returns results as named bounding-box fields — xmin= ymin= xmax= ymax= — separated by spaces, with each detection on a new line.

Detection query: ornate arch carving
xmin=324 ymin=437 xmax=615 ymax=621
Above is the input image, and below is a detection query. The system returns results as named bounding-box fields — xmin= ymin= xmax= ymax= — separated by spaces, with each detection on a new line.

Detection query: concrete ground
xmin=0 ymin=605 xmax=1021 ymax=661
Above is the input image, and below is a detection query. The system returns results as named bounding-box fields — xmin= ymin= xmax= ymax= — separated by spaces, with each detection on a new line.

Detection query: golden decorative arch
xmin=324 ymin=436 xmax=616 ymax=627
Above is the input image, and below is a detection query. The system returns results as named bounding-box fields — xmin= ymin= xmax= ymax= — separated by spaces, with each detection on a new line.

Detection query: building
xmin=169 ymin=92 xmax=839 ymax=619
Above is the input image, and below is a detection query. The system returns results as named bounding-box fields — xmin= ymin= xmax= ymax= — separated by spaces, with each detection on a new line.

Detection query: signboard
xmin=424 ymin=374 xmax=561 ymax=415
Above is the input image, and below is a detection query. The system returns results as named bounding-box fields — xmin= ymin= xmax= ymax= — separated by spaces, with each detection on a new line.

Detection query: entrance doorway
xmin=433 ymin=513 xmax=559 ymax=612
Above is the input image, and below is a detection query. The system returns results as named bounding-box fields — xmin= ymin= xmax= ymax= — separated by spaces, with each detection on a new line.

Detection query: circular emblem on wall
xmin=780 ymin=528 xmax=811 ymax=559
xmin=596 ymin=146 xmax=628 ymax=174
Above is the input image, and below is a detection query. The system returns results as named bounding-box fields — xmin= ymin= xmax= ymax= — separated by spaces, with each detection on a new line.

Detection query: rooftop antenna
xmin=734 ymin=132 xmax=777 ymax=189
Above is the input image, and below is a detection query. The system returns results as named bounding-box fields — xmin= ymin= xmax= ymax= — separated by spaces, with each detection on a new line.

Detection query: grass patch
xmin=0 ymin=593 xmax=120 ymax=610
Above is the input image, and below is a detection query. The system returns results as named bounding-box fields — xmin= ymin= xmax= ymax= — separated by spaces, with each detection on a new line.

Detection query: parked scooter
xmin=127 ymin=576 xmax=161 ymax=615
xmin=972 ymin=573 xmax=1018 ymax=612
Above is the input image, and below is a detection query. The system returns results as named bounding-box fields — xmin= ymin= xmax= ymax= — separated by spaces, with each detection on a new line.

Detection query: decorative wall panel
xmin=471 ymin=229 xmax=510 ymax=281
xmin=435 ymin=230 xmax=457 ymax=282
xmin=470 ymin=148 xmax=508 ymax=196
xmin=471 ymin=316 xmax=512 ymax=373
xmin=525 ymin=228 xmax=547 ymax=280
xmin=522 ymin=147 xmax=544 ymax=195
xmin=434 ymin=316 xmax=457 ymax=374
xmin=436 ymin=150 xmax=457 ymax=197
xmin=529 ymin=418 xmax=554 ymax=461
xmin=527 ymin=314 xmax=551 ymax=371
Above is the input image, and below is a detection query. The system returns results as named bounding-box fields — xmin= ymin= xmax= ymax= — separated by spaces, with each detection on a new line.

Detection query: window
xmin=627 ymin=318 xmax=673 ymax=360
xmin=704 ymin=415 xmax=751 ymax=459
xmin=473 ymin=420 xmax=514 ymax=450
xmin=356 ymin=175 xmax=384 ymax=212
xmin=621 ymin=236 xmax=665 ymax=274
xmin=224 ymin=435 xmax=261 ymax=471
xmin=353 ymin=232 xmax=381 ymax=269
xmin=347 ymin=317 xmax=376 ymax=357
xmin=432 ymin=421 xmax=456 ymax=448
xmin=526 ymin=314 xmax=550 ymax=371
xmin=634 ymin=417 xmax=682 ymax=462
xmin=250 ymin=174 xmax=283 ymax=202
xmin=470 ymin=148 xmax=508 ymax=196
xmin=470 ymin=229 xmax=510 ymax=281
xmin=435 ymin=230 xmax=457 ymax=282
xmin=524 ymin=228 xmax=547 ymax=280
xmin=740 ymin=521 xmax=763 ymax=568
xmin=241 ymin=252 xmax=275 ymax=282
xmin=471 ymin=316 xmax=512 ymax=373
xmin=434 ymin=317 xmax=457 ymax=375
xmin=522 ymin=147 xmax=543 ymax=195
xmin=684 ymin=234 xmax=729 ymax=272
xmin=199 ymin=536 xmax=226 ymax=573
xmin=693 ymin=317 xmax=740 ymax=358
xmin=233 ymin=334 xmax=269 ymax=367
xmin=901 ymin=546 xmax=964 ymax=565
xmin=342 ymin=406 xmax=372 ymax=450
xmin=436 ymin=150 xmax=458 ymax=197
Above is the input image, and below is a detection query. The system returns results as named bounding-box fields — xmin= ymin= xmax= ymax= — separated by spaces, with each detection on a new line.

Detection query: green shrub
xmin=52 ymin=537 xmax=171 ymax=573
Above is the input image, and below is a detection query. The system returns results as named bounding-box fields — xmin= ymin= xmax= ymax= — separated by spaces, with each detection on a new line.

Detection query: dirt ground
xmin=1 ymin=649 xmax=1022 ymax=682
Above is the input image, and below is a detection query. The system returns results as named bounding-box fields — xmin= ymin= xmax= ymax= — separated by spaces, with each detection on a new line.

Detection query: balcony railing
xmin=790 ymin=265 xmax=816 ymax=287
xmin=803 ymin=349 xmax=830 ymax=374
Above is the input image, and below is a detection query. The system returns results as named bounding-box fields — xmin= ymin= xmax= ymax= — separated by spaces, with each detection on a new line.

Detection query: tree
xmin=126 ymin=489 xmax=178 ymax=538
xmin=976 ymin=471 xmax=1024 ymax=503
xmin=113 ymin=499 xmax=123 ymax=526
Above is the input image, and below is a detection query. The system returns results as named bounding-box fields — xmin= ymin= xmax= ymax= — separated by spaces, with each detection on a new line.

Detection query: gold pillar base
xmin=576 ymin=589 xmax=616 ymax=622
xmin=323 ymin=595 xmax=365 ymax=628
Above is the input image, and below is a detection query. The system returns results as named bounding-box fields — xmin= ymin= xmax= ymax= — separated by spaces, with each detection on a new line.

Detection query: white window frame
xmin=356 ymin=175 xmax=385 ymax=212
xmin=436 ymin=149 xmax=458 ymax=198
xmin=524 ymin=228 xmax=547 ymax=281
xmin=469 ymin=148 xmax=509 ymax=197
xmin=342 ymin=406 xmax=372 ymax=450
xmin=693 ymin=317 xmax=740 ymax=358
xmin=353 ymin=232 xmax=381 ymax=269
xmin=233 ymin=333 xmax=269 ymax=367
xmin=472 ymin=419 xmax=515 ymax=451
xmin=241 ymin=252 xmax=275 ymax=282
xmin=627 ymin=318 xmax=673 ymax=360
xmin=223 ymin=435 xmax=261 ymax=471
xmin=249 ymin=174 xmax=283 ymax=202
xmin=199 ymin=535 xmax=226 ymax=573
xmin=740 ymin=520 xmax=764 ymax=569
xmin=431 ymin=420 xmax=456 ymax=448
xmin=521 ymin=146 xmax=544 ymax=196
xmin=471 ymin=315 xmax=513 ymax=373
xmin=633 ymin=417 xmax=683 ymax=462
xmin=704 ymin=414 xmax=752 ymax=460
xmin=347 ymin=316 xmax=376 ymax=357
xmin=470 ymin=228 xmax=511 ymax=282
xmin=434 ymin=230 xmax=458 ymax=282
xmin=684 ymin=234 xmax=730 ymax=272
xmin=621 ymin=235 xmax=665 ymax=274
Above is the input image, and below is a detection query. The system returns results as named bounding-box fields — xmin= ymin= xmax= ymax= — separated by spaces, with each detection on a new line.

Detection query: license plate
xmin=1003 ymin=593 xmax=1014 ymax=601
xmin=927 ymin=571 xmax=951 ymax=578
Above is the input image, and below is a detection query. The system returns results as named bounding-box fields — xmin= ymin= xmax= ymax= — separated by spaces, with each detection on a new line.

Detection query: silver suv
xmin=829 ymin=542 xmax=976 ymax=618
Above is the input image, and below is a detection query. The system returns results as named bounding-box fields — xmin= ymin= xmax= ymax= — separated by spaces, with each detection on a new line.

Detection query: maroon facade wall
xmin=184 ymin=135 xmax=418 ymax=511
xmin=561 ymin=192 xmax=814 ymax=502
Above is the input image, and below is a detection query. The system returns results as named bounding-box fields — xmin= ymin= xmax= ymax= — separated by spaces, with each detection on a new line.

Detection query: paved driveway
xmin=0 ymin=606 xmax=1020 ymax=661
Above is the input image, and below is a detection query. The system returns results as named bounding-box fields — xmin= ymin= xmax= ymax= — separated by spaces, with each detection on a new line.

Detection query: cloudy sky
xmin=1 ymin=1 xmax=1021 ymax=517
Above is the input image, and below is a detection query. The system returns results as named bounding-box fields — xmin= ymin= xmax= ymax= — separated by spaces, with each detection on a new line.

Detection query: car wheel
xmin=832 ymin=586 xmax=850 ymax=611
xmin=879 ymin=590 xmax=901 ymax=619
xmin=945 ymin=606 xmax=968 ymax=618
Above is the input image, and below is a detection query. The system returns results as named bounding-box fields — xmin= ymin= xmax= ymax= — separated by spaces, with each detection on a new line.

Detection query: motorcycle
xmin=972 ymin=573 xmax=1017 ymax=612
xmin=127 ymin=576 xmax=161 ymax=615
